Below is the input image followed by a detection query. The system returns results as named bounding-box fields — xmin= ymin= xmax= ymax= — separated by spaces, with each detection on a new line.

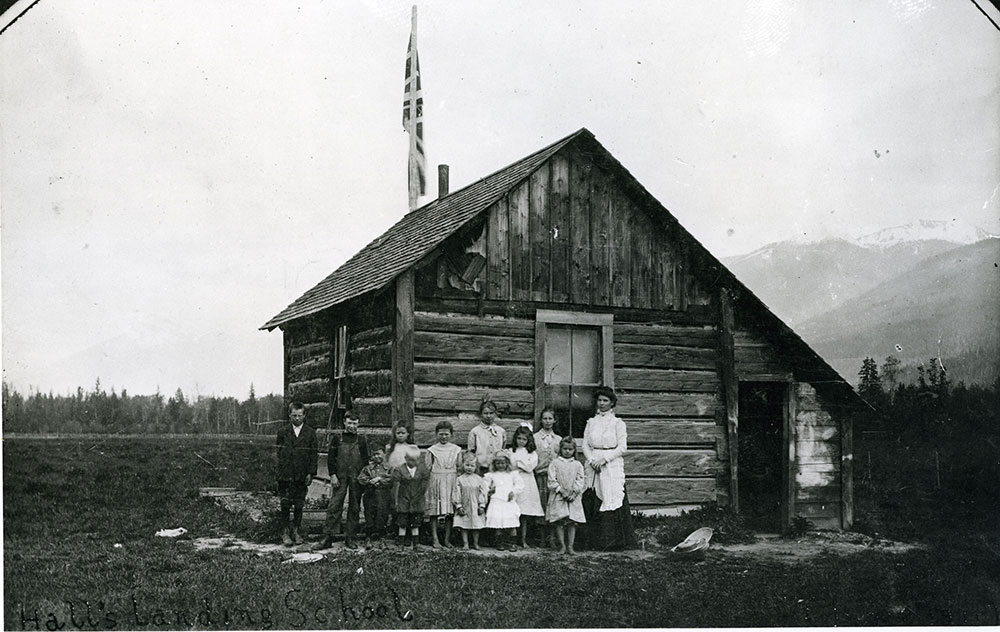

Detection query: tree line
xmin=1 ymin=380 xmax=286 ymax=435
xmin=856 ymin=354 xmax=999 ymax=436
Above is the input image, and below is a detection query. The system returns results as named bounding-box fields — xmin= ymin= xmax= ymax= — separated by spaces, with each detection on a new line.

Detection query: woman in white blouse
xmin=582 ymin=386 xmax=637 ymax=550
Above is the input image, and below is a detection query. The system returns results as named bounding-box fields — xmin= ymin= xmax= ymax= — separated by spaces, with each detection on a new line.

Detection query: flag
xmin=402 ymin=6 xmax=425 ymax=211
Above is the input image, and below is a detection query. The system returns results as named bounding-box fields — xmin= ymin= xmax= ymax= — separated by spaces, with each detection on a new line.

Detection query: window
xmin=535 ymin=310 xmax=613 ymax=438
xmin=332 ymin=324 xmax=348 ymax=425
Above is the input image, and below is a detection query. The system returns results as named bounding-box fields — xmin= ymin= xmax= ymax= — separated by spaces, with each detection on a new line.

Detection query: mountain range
xmin=723 ymin=220 xmax=999 ymax=387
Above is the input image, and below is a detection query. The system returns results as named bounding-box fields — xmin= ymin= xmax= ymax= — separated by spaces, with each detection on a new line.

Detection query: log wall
xmin=284 ymin=317 xmax=334 ymax=428
xmin=794 ymin=381 xmax=844 ymax=530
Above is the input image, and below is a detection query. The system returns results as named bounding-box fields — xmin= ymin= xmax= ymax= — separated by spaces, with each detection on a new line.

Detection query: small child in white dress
xmin=546 ymin=437 xmax=587 ymax=555
xmin=484 ymin=452 xmax=523 ymax=551
xmin=452 ymin=452 xmax=488 ymax=550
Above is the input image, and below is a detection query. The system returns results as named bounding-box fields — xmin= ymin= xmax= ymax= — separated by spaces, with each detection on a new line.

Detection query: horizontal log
xmin=349 ymin=325 xmax=392 ymax=346
xmin=349 ymin=369 xmax=392 ymax=398
xmin=288 ymin=341 xmax=332 ymax=365
xmin=288 ymin=378 xmax=330 ymax=403
xmin=287 ymin=354 xmax=332 ymax=382
xmin=349 ymin=341 xmax=392 ymax=371
xmin=614 ymin=323 xmax=717 ymax=347
xmin=414 ymin=297 xmax=717 ymax=326
xmin=414 ymin=384 xmax=534 ymax=415
xmin=415 ymin=312 xmax=534 ymax=338
xmin=350 ymin=397 xmax=393 ymax=428
xmin=616 ymin=392 xmax=720 ymax=417
xmin=615 ymin=368 xmax=718 ymax=393
xmin=734 ymin=341 xmax=784 ymax=364
xmin=735 ymin=364 xmax=793 ymax=381
xmin=624 ymin=449 xmax=720 ymax=477
xmin=414 ymin=362 xmax=533 ymax=388
xmin=624 ymin=419 xmax=723 ymax=445
xmin=626 ymin=477 xmax=717 ymax=505
xmin=414 ymin=331 xmax=533 ymax=363
xmin=614 ymin=342 xmax=717 ymax=370
xmin=302 ymin=402 xmax=330 ymax=428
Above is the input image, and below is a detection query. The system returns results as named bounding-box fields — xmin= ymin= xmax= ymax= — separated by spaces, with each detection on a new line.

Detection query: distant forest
xmin=1 ymin=381 xmax=286 ymax=435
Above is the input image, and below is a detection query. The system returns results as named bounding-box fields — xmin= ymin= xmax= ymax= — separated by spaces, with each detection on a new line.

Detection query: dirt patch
xmin=712 ymin=531 xmax=924 ymax=561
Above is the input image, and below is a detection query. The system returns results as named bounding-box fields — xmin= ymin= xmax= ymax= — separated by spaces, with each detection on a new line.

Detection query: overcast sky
xmin=2 ymin=0 xmax=998 ymax=397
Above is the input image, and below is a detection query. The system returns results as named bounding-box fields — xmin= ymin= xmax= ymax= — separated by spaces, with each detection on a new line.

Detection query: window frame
xmin=534 ymin=309 xmax=614 ymax=438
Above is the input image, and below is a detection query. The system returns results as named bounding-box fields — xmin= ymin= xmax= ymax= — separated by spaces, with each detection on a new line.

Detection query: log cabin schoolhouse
xmin=261 ymin=128 xmax=864 ymax=532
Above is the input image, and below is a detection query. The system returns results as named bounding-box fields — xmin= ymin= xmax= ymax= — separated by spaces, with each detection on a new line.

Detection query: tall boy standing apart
xmin=322 ymin=410 xmax=369 ymax=549
xmin=276 ymin=401 xmax=318 ymax=546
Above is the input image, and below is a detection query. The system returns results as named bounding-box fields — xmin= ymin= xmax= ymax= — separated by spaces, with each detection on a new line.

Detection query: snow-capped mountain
xmin=851 ymin=219 xmax=993 ymax=249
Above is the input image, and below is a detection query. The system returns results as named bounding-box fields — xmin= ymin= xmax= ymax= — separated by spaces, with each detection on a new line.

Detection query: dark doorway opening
xmin=738 ymin=382 xmax=787 ymax=532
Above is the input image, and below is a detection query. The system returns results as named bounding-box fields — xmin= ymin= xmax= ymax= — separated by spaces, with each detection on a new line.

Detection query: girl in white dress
xmin=510 ymin=424 xmax=543 ymax=548
xmin=452 ymin=452 xmax=488 ymax=550
xmin=484 ymin=452 xmax=522 ymax=551
xmin=546 ymin=437 xmax=586 ymax=554
xmin=425 ymin=421 xmax=462 ymax=548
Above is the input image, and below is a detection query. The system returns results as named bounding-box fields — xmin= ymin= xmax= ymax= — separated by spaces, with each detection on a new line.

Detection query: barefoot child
xmin=452 ymin=452 xmax=488 ymax=550
xmin=425 ymin=421 xmax=462 ymax=548
xmin=547 ymin=437 xmax=586 ymax=554
xmin=485 ymin=452 xmax=522 ymax=551
xmin=510 ymin=424 xmax=544 ymax=548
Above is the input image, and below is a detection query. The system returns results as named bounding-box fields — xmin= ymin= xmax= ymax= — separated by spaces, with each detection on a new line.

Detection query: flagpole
xmin=408 ymin=5 xmax=418 ymax=212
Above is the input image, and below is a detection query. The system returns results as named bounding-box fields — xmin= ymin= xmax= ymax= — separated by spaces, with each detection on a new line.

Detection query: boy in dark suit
xmin=391 ymin=444 xmax=430 ymax=550
xmin=276 ymin=401 xmax=318 ymax=546
xmin=321 ymin=409 xmax=369 ymax=549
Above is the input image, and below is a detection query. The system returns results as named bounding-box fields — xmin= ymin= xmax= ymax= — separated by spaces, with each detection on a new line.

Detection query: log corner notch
xmin=392 ymin=270 xmax=415 ymax=435
xmin=717 ymin=286 xmax=738 ymax=512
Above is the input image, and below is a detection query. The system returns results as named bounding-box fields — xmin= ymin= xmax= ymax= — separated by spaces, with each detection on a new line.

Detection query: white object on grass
xmin=283 ymin=552 xmax=324 ymax=564
xmin=155 ymin=527 xmax=188 ymax=538
xmin=671 ymin=527 xmax=714 ymax=553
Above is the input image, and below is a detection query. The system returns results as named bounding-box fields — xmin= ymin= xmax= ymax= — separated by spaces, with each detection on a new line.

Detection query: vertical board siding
xmin=549 ymin=156 xmax=571 ymax=303
xmin=509 ymin=180 xmax=531 ymax=301
xmin=479 ymin=149 xmax=706 ymax=315
xmin=529 ymin=163 xmax=551 ymax=302
xmin=569 ymin=158 xmax=592 ymax=304
xmin=794 ymin=381 xmax=843 ymax=529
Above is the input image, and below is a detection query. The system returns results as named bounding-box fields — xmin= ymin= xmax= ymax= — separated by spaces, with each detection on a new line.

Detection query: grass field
xmin=4 ymin=436 xmax=999 ymax=629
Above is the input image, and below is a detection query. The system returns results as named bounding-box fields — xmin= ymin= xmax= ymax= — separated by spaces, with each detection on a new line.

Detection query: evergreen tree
xmin=857 ymin=357 xmax=883 ymax=406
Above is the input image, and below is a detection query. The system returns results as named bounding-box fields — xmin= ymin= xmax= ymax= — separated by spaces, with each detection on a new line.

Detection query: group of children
xmin=277 ymin=400 xmax=587 ymax=554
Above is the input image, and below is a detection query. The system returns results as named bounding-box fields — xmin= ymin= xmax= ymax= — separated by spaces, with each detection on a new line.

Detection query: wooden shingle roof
xmin=261 ymin=129 xmax=586 ymax=331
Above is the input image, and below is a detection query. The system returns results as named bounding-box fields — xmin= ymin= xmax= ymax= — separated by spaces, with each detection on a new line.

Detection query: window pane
xmin=543 ymin=384 xmax=573 ymax=438
xmin=544 ymin=326 xmax=573 ymax=384
xmin=570 ymin=328 xmax=600 ymax=384
xmin=569 ymin=385 xmax=597 ymax=439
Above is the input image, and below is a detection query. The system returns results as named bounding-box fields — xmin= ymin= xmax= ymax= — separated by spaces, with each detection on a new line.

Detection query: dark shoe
xmin=344 ymin=540 xmax=357 ymax=549
xmin=319 ymin=536 xmax=335 ymax=549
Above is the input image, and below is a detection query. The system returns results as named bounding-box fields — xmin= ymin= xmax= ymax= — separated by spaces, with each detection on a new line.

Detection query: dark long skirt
xmin=582 ymin=486 xmax=638 ymax=551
